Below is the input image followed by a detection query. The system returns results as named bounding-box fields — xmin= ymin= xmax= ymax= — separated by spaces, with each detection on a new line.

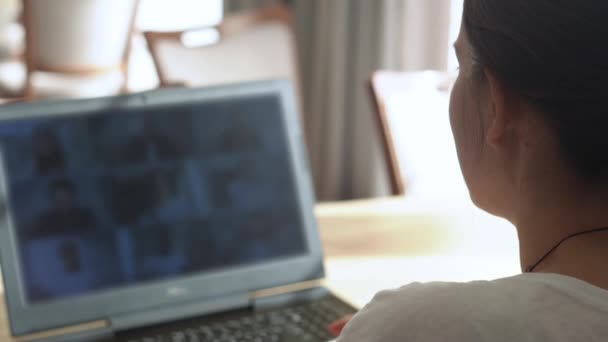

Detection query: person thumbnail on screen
xmin=31 ymin=178 xmax=97 ymax=238
xmin=32 ymin=126 xmax=66 ymax=176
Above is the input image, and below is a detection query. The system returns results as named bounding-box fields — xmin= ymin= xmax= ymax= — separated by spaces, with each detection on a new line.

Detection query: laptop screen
xmin=0 ymin=94 xmax=308 ymax=304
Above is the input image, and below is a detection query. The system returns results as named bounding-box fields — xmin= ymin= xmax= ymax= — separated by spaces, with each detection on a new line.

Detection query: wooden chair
xmin=368 ymin=71 xmax=461 ymax=198
xmin=143 ymin=5 xmax=300 ymax=92
xmin=22 ymin=0 xmax=139 ymax=99
xmin=0 ymin=98 xmax=21 ymax=105
xmin=0 ymin=50 xmax=27 ymax=101
xmin=0 ymin=1 xmax=25 ymax=100
xmin=0 ymin=97 xmax=26 ymax=107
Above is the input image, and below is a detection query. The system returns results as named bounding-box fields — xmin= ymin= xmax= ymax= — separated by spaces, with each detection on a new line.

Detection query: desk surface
xmin=0 ymin=197 xmax=520 ymax=341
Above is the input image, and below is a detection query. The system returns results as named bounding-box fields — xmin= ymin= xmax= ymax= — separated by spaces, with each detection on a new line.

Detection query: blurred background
xmin=0 ymin=2 xmax=524 ymax=330
xmin=0 ymin=0 xmax=466 ymax=202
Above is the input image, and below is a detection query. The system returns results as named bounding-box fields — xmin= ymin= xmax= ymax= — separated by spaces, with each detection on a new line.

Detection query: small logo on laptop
xmin=166 ymin=286 xmax=189 ymax=297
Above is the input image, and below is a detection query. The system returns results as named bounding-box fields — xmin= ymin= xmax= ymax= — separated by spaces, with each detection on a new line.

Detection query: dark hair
xmin=463 ymin=0 xmax=608 ymax=184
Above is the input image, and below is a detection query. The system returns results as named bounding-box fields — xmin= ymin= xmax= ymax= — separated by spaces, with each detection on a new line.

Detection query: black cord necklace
xmin=526 ymin=226 xmax=608 ymax=273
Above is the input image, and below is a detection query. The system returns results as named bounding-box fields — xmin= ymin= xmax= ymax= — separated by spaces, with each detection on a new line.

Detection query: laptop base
xmin=113 ymin=288 xmax=356 ymax=342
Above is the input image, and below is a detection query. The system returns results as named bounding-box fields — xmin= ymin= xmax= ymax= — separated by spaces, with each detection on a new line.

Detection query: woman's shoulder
xmin=337 ymin=275 xmax=526 ymax=340
xmin=337 ymin=273 xmax=608 ymax=342
xmin=354 ymin=273 xmax=549 ymax=317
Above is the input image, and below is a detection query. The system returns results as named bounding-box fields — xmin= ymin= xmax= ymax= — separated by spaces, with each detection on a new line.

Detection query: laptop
xmin=0 ymin=80 xmax=356 ymax=342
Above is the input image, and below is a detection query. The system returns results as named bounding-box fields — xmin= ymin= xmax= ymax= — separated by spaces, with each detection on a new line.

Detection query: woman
xmin=332 ymin=1 xmax=608 ymax=340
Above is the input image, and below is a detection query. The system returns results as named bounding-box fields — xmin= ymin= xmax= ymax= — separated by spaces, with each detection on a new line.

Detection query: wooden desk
xmin=319 ymin=197 xmax=519 ymax=308
xmin=0 ymin=197 xmax=520 ymax=341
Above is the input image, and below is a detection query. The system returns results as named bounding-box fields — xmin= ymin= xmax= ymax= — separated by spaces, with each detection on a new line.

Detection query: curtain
xmin=225 ymin=0 xmax=452 ymax=201
xmin=401 ymin=0 xmax=452 ymax=70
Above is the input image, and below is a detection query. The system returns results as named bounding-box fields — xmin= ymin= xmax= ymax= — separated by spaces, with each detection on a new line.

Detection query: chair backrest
xmin=369 ymin=71 xmax=462 ymax=198
xmin=22 ymin=0 xmax=139 ymax=97
xmin=144 ymin=5 xmax=300 ymax=90
xmin=0 ymin=98 xmax=23 ymax=105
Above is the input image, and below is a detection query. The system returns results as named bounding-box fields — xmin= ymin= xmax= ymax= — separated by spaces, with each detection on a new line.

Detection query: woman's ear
xmin=484 ymin=69 xmax=513 ymax=149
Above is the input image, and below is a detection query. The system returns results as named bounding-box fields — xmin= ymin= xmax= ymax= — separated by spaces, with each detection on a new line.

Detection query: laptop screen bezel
xmin=0 ymin=80 xmax=324 ymax=336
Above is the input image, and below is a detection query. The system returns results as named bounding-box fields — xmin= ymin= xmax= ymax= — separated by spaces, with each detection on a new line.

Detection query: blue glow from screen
xmin=0 ymin=95 xmax=307 ymax=303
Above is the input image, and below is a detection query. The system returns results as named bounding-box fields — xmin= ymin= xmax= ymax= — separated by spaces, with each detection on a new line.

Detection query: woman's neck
xmin=515 ymin=184 xmax=608 ymax=288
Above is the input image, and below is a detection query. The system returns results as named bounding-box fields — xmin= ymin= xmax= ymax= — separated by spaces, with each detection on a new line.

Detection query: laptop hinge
xmin=13 ymin=319 xmax=111 ymax=342
xmin=251 ymin=281 xmax=328 ymax=310
xmin=110 ymin=292 xmax=250 ymax=333
xmin=24 ymin=327 xmax=114 ymax=342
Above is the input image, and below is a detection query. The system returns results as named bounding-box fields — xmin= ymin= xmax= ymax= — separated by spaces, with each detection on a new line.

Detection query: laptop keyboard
xmin=118 ymin=295 xmax=355 ymax=342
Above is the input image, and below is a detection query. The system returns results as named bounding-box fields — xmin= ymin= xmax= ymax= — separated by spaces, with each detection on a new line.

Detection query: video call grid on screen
xmin=0 ymin=95 xmax=308 ymax=303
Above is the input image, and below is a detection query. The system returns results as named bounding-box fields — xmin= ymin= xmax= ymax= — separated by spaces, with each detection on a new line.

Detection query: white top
xmin=337 ymin=273 xmax=608 ymax=341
